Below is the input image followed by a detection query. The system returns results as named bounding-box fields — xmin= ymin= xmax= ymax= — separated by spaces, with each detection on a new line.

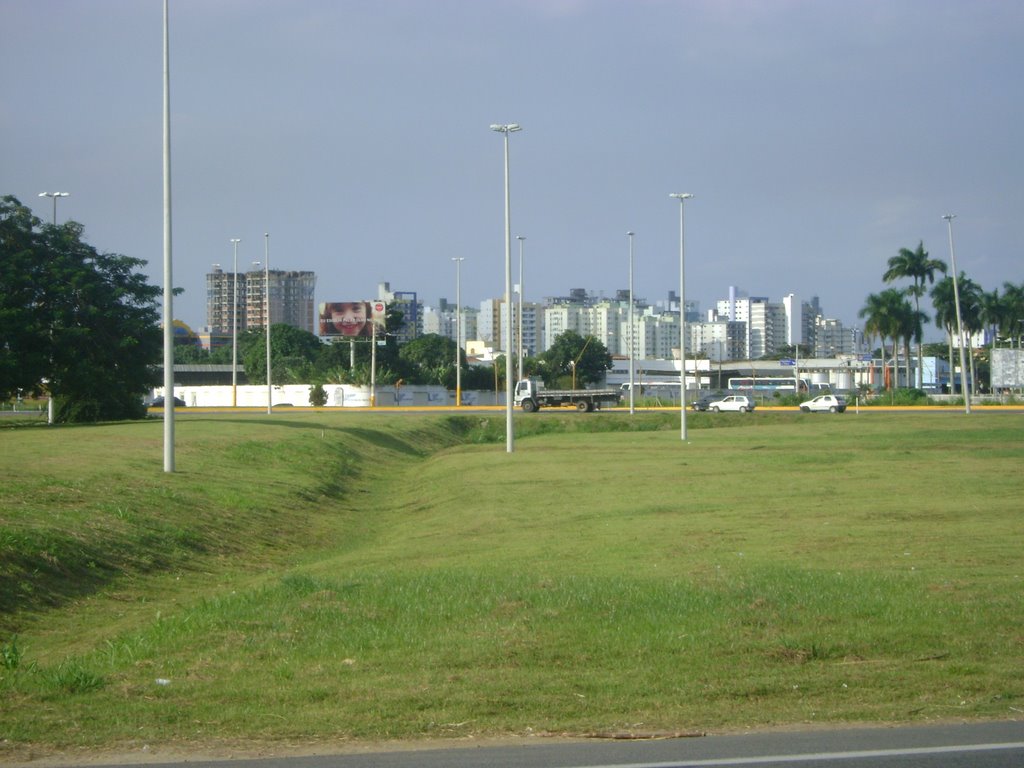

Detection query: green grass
xmin=1 ymin=410 xmax=1022 ymax=757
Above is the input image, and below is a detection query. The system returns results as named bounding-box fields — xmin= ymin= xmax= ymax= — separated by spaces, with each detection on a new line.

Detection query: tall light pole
xmin=452 ymin=257 xmax=464 ymax=407
xmin=670 ymin=193 xmax=694 ymax=441
xmin=516 ymin=235 xmax=526 ymax=382
xmin=230 ymin=238 xmax=241 ymax=407
xmin=264 ymin=233 xmax=272 ymax=415
xmin=38 ymin=192 xmax=69 ymax=425
xmin=38 ymin=192 xmax=69 ymax=225
xmin=627 ymin=231 xmax=636 ymax=415
xmin=491 ymin=122 xmax=521 ymax=454
xmin=943 ymin=214 xmax=971 ymax=415
xmin=162 ymin=0 xmax=174 ymax=472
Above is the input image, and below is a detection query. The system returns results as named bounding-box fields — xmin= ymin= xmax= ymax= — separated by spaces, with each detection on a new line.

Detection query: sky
xmin=3 ymin=0 xmax=1022 ymax=341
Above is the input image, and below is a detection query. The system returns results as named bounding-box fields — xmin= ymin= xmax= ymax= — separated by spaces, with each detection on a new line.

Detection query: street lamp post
xmin=264 ymin=233 xmax=272 ymax=414
xmin=942 ymin=214 xmax=971 ymax=415
xmin=38 ymin=192 xmax=70 ymax=425
xmin=516 ymin=235 xmax=525 ymax=383
xmin=230 ymin=238 xmax=241 ymax=408
xmin=38 ymin=192 xmax=69 ymax=225
xmin=490 ymin=122 xmax=521 ymax=454
xmin=452 ymin=257 xmax=464 ymax=407
xmin=670 ymin=193 xmax=694 ymax=441
xmin=627 ymin=231 xmax=635 ymax=415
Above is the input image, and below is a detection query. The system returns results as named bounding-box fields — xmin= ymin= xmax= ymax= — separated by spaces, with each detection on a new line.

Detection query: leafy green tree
xmin=174 ymin=344 xmax=211 ymax=364
xmin=240 ymin=324 xmax=322 ymax=385
xmin=883 ymin=241 xmax=946 ymax=388
xmin=537 ymin=331 xmax=612 ymax=388
xmin=0 ymin=195 xmax=161 ymax=421
xmin=399 ymin=333 xmax=458 ymax=386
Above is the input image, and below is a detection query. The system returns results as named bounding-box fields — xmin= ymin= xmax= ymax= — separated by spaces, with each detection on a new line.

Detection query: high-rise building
xmin=206 ymin=265 xmax=316 ymax=335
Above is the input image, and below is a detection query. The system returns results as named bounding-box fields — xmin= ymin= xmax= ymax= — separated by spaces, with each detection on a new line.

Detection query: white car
xmin=707 ymin=395 xmax=755 ymax=413
xmin=799 ymin=394 xmax=847 ymax=413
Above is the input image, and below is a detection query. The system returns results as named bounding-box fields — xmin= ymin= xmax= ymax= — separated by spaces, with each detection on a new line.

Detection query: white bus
xmin=727 ymin=376 xmax=809 ymax=393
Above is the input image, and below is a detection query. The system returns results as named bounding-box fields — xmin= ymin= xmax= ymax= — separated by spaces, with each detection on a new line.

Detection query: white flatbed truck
xmin=514 ymin=379 xmax=622 ymax=413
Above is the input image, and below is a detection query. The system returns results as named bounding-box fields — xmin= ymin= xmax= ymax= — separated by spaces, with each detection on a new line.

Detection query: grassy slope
xmin=1 ymin=411 xmax=1022 ymax=756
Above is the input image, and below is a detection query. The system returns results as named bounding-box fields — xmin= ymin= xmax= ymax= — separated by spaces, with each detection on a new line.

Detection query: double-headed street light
xmin=942 ymin=214 xmax=971 ymax=415
xmin=38 ymin=192 xmax=69 ymax=225
xmin=670 ymin=193 xmax=694 ymax=441
xmin=490 ymin=122 xmax=521 ymax=454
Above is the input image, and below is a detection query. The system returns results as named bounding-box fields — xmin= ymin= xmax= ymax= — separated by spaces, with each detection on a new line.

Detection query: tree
xmin=1000 ymin=281 xmax=1024 ymax=347
xmin=931 ymin=273 xmax=982 ymax=396
xmin=0 ymin=195 xmax=161 ymax=421
xmin=883 ymin=241 xmax=946 ymax=388
xmin=537 ymin=331 xmax=612 ymax=388
xmin=859 ymin=289 xmax=912 ymax=390
xmin=240 ymin=324 xmax=323 ymax=385
xmin=399 ymin=333 xmax=459 ymax=387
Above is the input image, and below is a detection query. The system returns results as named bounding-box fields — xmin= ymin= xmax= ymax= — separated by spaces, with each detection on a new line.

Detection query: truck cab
xmin=514 ymin=379 xmax=539 ymax=409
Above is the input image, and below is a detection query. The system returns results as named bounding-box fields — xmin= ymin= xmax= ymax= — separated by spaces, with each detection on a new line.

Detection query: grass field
xmin=1 ymin=409 xmax=1022 ymax=758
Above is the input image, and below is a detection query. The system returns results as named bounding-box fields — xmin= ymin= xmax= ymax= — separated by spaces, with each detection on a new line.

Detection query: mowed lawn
xmin=1 ymin=410 xmax=1022 ymax=756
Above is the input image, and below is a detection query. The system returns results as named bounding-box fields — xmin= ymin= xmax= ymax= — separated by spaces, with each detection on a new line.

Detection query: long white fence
xmin=153 ymin=384 xmax=501 ymax=408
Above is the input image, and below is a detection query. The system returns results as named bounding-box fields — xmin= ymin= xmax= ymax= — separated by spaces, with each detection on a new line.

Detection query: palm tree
xmin=1000 ymin=281 xmax=1024 ymax=347
xmin=958 ymin=276 xmax=984 ymax=395
xmin=931 ymin=277 xmax=958 ymax=393
xmin=980 ymin=289 xmax=1005 ymax=349
xmin=931 ymin=273 xmax=982 ymax=395
xmin=859 ymin=289 xmax=912 ymax=390
xmin=884 ymin=241 xmax=947 ymax=388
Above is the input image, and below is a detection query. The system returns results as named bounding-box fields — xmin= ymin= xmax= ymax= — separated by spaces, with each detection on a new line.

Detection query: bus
xmin=727 ymin=376 xmax=809 ymax=393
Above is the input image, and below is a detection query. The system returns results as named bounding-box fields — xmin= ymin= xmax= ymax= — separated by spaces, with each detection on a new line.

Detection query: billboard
xmin=319 ymin=301 xmax=386 ymax=338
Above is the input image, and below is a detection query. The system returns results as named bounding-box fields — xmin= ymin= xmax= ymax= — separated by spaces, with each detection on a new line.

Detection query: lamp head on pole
xmin=669 ymin=193 xmax=694 ymax=201
xmin=490 ymin=123 xmax=522 ymax=134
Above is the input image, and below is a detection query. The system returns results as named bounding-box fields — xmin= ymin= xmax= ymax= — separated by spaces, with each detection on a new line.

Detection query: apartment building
xmin=206 ymin=266 xmax=316 ymax=335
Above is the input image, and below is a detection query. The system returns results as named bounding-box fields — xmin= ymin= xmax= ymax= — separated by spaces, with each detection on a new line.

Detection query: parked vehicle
xmin=515 ymin=379 xmax=622 ymax=413
xmin=707 ymin=394 xmax=755 ymax=413
xmin=799 ymin=394 xmax=847 ymax=413
xmin=149 ymin=395 xmax=186 ymax=408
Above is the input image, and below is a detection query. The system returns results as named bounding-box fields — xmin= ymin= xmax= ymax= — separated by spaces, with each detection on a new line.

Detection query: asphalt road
xmin=38 ymin=721 xmax=1024 ymax=768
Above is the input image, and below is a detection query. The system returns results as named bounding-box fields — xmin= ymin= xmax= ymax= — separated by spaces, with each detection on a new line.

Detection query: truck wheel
xmin=521 ymin=399 xmax=537 ymax=413
xmin=576 ymin=400 xmax=589 ymax=412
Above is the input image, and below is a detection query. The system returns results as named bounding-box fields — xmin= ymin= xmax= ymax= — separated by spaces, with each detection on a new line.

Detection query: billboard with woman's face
xmin=318 ymin=301 xmax=386 ymax=338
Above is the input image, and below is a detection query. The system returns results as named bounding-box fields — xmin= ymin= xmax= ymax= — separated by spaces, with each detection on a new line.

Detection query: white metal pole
xmin=491 ymin=123 xmax=521 ymax=454
xmin=627 ymin=231 xmax=635 ymax=415
xmin=943 ymin=214 xmax=971 ymax=414
xmin=370 ymin=311 xmax=377 ymax=407
xmin=670 ymin=193 xmax=693 ymax=441
xmin=517 ymin=235 xmax=525 ymax=382
xmin=230 ymin=238 xmax=240 ymax=407
xmin=452 ymin=257 xmax=464 ymax=407
xmin=162 ymin=0 xmax=174 ymax=472
xmin=264 ymin=233 xmax=272 ymax=414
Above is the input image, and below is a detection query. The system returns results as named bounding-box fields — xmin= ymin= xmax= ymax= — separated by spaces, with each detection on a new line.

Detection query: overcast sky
xmin=4 ymin=0 xmax=1022 ymax=339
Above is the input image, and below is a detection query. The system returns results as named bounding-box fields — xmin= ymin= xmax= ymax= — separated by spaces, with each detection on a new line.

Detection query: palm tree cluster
xmin=861 ymin=241 xmax=1024 ymax=394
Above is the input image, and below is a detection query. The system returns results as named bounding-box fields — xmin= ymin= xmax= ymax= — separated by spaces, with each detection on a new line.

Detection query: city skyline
xmin=5 ymin=1 xmax=1021 ymax=340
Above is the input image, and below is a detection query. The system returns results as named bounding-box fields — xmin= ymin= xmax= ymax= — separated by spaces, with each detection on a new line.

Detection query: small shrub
xmin=45 ymin=661 xmax=105 ymax=695
xmin=1 ymin=635 xmax=22 ymax=670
